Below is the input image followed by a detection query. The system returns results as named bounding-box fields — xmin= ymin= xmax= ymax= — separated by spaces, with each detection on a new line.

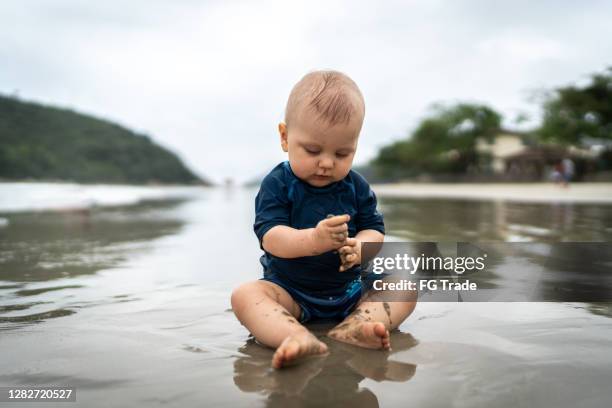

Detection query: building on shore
xmin=504 ymin=145 xmax=596 ymax=181
xmin=476 ymin=131 xmax=600 ymax=181
xmin=476 ymin=130 xmax=532 ymax=174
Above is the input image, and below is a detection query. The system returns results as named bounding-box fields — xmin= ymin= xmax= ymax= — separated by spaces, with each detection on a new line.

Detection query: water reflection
xmin=381 ymin=198 xmax=612 ymax=242
xmin=233 ymin=328 xmax=418 ymax=408
xmin=0 ymin=186 xmax=611 ymax=407
xmin=0 ymin=199 xmax=187 ymax=328
xmin=0 ymin=199 xmax=186 ymax=282
xmin=461 ymin=242 xmax=612 ymax=302
xmin=539 ymin=243 xmax=612 ymax=301
xmin=381 ymin=198 xmax=612 ymax=310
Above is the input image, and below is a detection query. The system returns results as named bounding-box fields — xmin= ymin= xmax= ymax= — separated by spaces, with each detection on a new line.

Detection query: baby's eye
xmin=305 ymin=148 xmax=320 ymax=155
xmin=336 ymin=152 xmax=349 ymax=158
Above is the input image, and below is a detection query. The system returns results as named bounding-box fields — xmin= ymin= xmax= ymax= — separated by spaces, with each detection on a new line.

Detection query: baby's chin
xmin=305 ymin=175 xmax=338 ymax=187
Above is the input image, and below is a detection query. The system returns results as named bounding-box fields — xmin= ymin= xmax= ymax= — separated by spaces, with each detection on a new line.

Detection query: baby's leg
xmin=231 ymin=280 xmax=328 ymax=368
xmin=328 ymin=285 xmax=417 ymax=350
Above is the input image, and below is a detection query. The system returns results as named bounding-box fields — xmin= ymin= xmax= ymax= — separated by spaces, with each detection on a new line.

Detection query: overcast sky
xmin=2 ymin=0 xmax=611 ymax=184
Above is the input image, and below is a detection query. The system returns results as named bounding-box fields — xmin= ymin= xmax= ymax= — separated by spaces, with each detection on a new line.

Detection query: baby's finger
xmin=328 ymin=224 xmax=348 ymax=233
xmin=344 ymin=237 xmax=358 ymax=247
xmin=338 ymin=246 xmax=354 ymax=255
xmin=331 ymin=235 xmax=344 ymax=244
xmin=340 ymin=252 xmax=356 ymax=264
xmin=332 ymin=231 xmax=348 ymax=240
xmin=346 ymin=253 xmax=356 ymax=261
xmin=324 ymin=214 xmax=350 ymax=227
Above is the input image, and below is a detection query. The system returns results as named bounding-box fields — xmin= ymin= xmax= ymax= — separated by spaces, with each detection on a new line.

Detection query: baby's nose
xmin=319 ymin=157 xmax=334 ymax=169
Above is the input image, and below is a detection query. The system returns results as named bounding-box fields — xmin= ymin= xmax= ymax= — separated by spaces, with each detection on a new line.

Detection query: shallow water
xmin=1 ymin=184 xmax=611 ymax=407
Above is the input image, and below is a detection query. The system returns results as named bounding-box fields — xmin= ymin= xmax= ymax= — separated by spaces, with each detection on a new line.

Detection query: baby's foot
xmin=272 ymin=330 xmax=328 ymax=369
xmin=328 ymin=320 xmax=391 ymax=350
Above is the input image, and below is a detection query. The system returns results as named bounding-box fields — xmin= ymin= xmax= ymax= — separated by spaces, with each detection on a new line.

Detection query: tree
xmin=538 ymin=67 xmax=612 ymax=145
xmin=0 ymin=95 xmax=205 ymax=184
xmin=373 ymin=103 xmax=502 ymax=177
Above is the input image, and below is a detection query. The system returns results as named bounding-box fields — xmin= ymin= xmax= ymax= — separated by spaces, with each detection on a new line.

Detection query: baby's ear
xmin=278 ymin=122 xmax=289 ymax=152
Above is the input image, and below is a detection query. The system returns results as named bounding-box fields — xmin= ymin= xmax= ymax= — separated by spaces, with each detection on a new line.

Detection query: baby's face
xmin=280 ymin=112 xmax=361 ymax=187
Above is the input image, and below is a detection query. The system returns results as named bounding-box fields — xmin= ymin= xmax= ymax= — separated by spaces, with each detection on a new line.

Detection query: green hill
xmin=0 ymin=95 xmax=206 ymax=184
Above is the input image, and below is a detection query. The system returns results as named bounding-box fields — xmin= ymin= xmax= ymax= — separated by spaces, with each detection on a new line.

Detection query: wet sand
xmin=1 ymin=184 xmax=612 ymax=407
xmin=373 ymin=182 xmax=612 ymax=203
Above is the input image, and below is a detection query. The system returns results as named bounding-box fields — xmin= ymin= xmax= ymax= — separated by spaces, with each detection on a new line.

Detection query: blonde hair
xmin=284 ymin=70 xmax=365 ymax=128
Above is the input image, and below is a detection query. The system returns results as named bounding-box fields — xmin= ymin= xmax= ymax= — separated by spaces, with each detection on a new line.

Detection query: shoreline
xmin=372 ymin=182 xmax=612 ymax=204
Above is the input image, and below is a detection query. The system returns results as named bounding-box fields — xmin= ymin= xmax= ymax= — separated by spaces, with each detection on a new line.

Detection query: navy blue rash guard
xmin=254 ymin=161 xmax=385 ymax=296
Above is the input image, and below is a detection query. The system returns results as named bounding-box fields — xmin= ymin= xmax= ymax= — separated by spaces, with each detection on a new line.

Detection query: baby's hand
xmin=310 ymin=214 xmax=350 ymax=255
xmin=338 ymin=238 xmax=361 ymax=272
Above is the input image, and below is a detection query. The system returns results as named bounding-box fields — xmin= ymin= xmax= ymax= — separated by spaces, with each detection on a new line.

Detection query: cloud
xmin=2 ymin=0 xmax=611 ymax=183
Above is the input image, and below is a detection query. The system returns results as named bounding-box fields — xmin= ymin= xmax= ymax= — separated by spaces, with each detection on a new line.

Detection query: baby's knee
xmin=230 ymin=283 xmax=248 ymax=312
xmin=231 ymin=281 xmax=263 ymax=312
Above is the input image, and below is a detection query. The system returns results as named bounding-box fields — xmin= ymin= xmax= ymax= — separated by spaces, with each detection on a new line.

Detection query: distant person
xmin=231 ymin=71 xmax=416 ymax=368
xmin=562 ymin=157 xmax=575 ymax=187
xmin=551 ymin=162 xmax=564 ymax=185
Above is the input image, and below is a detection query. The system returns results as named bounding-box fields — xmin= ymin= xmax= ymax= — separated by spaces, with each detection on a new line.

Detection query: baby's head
xmin=279 ymin=70 xmax=365 ymax=187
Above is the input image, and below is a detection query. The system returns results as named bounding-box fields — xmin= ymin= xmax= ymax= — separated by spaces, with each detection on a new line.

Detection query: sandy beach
xmin=373 ymin=182 xmax=612 ymax=203
xmin=1 ymin=183 xmax=611 ymax=407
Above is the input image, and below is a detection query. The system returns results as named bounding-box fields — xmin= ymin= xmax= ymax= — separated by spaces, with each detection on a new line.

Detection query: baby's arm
xmin=262 ymin=215 xmax=350 ymax=258
xmin=355 ymin=229 xmax=384 ymax=244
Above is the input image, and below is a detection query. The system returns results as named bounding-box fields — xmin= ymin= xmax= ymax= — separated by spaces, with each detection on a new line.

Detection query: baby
xmin=231 ymin=70 xmax=416 ymax=368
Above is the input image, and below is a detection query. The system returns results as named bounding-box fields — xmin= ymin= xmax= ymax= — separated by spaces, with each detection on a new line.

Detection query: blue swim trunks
xmin=261 ymin=273 xmax=379 ymax=323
